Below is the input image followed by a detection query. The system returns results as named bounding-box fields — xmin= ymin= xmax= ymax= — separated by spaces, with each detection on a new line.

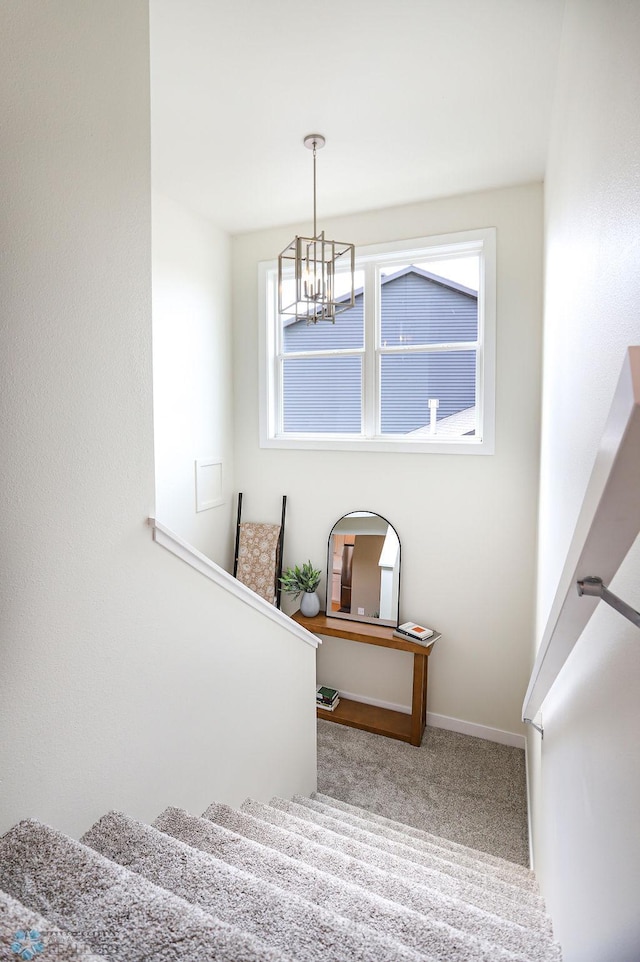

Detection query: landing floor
xmin=317 ymin=720 xmax=529 ymax=866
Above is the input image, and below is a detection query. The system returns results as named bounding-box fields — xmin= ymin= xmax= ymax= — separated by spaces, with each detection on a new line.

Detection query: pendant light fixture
xmin=278 ymin=134 xmax=355 ymax=324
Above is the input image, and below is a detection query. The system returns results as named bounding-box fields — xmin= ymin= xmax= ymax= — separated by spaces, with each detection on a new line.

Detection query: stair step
xmin=204 ymin=802 xmax=559 ymax=962
xmin=157 ymin=806 xmax=559 ymax=962
xmin=0 ymin=889 xmax=108 ymax=962
xmin=242 ymin=798 xmax=548 ymax=934
xmin=303 ymin=795 xmax=538 ymax=893
xmin=277 ymin=796 xmax=538 ymax=905
xmin=1 ymin=797 xmax=559 ymax=962
xmin=0 ymin=819 xmax=290 ymax=962
xmin=82 ymin=811 xmax=424 ymax=962
xmin=311 ymin=792 xmax=533 ymax=876
xmin=312 ymin=791 xmax=532 ymax=873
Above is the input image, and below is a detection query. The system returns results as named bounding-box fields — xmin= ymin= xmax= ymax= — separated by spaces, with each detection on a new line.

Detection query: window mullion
xmin=271 ymin=285 xmax=283 ymax=437
xmin=474 ymin=247 xmax=486 ymax=438
xmin=275 ymin=356 xmax=284 ymax=435
xmin=378 ymin=341 xmax=479 ymax=355
xmin=363 ymin=262 xmax=377 ymax=437
xmin=277 ymin=347 xmax=365 ymax=361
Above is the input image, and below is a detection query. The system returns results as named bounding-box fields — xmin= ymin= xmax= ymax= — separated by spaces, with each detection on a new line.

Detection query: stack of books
xmin=316 ymin=685 xmax=340 ymax=712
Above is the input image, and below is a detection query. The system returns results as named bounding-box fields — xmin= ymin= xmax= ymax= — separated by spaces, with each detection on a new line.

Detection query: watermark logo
xmin=10 ymin=930 xmax=45 ymax=961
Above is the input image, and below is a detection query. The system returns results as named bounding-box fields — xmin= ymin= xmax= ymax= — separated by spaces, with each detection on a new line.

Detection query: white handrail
xmin=523 ymin=347 xmax=640 ymax=725
xmin=148 ymin=518 xmax=319 ymax=649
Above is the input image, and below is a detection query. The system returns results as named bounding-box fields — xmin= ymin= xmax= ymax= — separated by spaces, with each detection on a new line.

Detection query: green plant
xmin=279 ymin=560 xmax=321 ymax=598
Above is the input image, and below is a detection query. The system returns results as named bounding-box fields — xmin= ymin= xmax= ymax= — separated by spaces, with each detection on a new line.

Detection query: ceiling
xmin=149 ymin=0 xmax=565 ymax=235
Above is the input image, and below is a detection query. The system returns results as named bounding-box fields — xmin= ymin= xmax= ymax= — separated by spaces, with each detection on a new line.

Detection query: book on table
xmin=316 ymin=685 xmax=339 ymax=704
xmin=317 ymin=697 xmax=340 ymax=712
xmin=394 ymin=622 xmax=436 ymax=645
xmin=317 ymin=695 xmax=339 ymax=708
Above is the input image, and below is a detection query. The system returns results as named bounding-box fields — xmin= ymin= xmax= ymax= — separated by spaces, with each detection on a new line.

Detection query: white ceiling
xmin=149 ymin=0 xmax=565 ymax=235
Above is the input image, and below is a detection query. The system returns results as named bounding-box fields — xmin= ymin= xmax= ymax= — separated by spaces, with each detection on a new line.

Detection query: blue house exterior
xmin=282 ymin=267 xmax=478 ymax=436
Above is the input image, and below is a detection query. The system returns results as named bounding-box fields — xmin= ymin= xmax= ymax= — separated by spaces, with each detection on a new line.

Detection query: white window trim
xmin=259 ymin=227 xmax=496 ymax=455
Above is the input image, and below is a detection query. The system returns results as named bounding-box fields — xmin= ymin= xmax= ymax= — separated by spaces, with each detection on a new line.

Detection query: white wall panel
xmin=0 ymin=0 xmax=316 ymax=838
xmin=232 ymin=183 xmax=544 ymax=737
xmin=152 ymin=192 xmax=234 ymax=566
xmin=532 ymin=2 xmax=640 ymax=959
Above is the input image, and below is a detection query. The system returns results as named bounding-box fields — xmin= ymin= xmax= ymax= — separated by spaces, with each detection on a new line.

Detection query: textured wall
xmin=531 ymin=2 xmax=640 ymax=959
xmin=0 ymin=0 xmax=316 ymax=838
xmin=232 ymin=183 xmax=543 ymax=738
xmin=152 ymin=192 xmax=235 ymax=565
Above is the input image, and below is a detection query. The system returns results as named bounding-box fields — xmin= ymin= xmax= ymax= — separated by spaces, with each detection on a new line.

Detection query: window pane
xmin=380 ymin=351 xmax=476 ymax=436
xmin=380 ymin=264 xmax=478 ymax=347
xmin=281 ymin=270 xmax=364 ymax=353
xmin=282 ymin=356 xmax=362 ymax=433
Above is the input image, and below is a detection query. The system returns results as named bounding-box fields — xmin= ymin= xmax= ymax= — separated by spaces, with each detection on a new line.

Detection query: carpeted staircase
xmin=0 ymin=792 xmax=561 ymax=961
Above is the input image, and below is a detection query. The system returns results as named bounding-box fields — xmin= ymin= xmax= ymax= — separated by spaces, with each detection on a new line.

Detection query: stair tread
xmin=313 ymin=793 xmax=534 ymax=878
xmin=157 ymin=806 xmax=559 ymax=962
xmin=302 ymin=795 xmax=538 ymax=892
xmin=0 ymin=889 xmax=108 ymax=962
xmin=0 ymin=819 xmax=291 ymax=962
xmin=204 ymin=802 xmax=559 ymax=961
xmin=82 ymin=811 xmax=425 ymax=962
xmin=243 ymin=798 xmax=548 ymax=933
xmin=281 ymin=796 xmax=539 ymax=902
xmin=1 ymin=798 xmax=560 ymax=962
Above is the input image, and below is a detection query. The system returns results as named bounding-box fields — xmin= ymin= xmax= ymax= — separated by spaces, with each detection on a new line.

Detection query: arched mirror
xmin=327 ymin=511 xmax=400 ymax=627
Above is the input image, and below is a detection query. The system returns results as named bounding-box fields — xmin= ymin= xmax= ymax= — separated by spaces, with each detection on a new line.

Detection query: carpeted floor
xmin=317 ymin=721 xmax=529 ymax=866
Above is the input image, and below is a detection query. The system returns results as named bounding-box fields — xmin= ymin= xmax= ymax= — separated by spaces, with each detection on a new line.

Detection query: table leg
xmin=410 ymin=652 xmax=428 ymax=746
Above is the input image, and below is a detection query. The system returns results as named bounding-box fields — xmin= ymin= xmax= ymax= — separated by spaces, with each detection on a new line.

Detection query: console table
xmin=292 ymin=610 xmax=440 ymax=747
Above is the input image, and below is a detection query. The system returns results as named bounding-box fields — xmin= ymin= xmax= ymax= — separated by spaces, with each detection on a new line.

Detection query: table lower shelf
xmin=317 ymin=697 xmax=414 ymax=743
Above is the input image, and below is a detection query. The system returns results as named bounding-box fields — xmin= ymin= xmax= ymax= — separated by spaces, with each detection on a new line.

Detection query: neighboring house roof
xmin=377 ymin=265 xmax=478 ymax=300
xmin=283 ymin=266 xmax=477 ymax=328
xmin=334 ymin=264 xmax=478 ymax=305
xmin=408 ymin=406 xmax=477 ymax=438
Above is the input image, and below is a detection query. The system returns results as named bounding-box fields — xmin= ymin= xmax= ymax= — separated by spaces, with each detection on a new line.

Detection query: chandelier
xmin=278 ymin=134 xmax=355 ymax=324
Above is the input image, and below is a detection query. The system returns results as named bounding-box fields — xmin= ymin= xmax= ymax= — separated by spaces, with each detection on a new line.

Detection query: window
xmin=260 ymin=228 xmax=495 ymax=454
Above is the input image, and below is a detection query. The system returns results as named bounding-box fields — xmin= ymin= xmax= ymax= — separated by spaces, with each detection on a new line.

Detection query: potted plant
xmin=280 ymin=560 xmax=322 ymax=617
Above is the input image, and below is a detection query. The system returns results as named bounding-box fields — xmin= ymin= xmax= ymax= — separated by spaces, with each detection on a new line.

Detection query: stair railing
xmin=522 ymin=346 xmax=640 ymax=735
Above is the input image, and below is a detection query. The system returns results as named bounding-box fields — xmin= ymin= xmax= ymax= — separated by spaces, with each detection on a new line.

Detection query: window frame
xmin=259 ymin=227 xmax=496 ymax=455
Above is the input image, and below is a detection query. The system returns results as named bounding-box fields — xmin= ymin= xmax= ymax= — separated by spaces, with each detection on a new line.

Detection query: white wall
xmin=0 ymin=0 xmax=316 ymax=839
xmin=232 ymin=183 xmax=543 ymax=738
xmin=152 ymin=192 xmax=234 ymax=566
xmin=531 ymin=2 xmax=640 ymax=959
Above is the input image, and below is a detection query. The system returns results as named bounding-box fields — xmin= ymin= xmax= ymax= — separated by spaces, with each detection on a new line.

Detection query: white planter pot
xmin=300 ymin=590 xmax=320 ymax=617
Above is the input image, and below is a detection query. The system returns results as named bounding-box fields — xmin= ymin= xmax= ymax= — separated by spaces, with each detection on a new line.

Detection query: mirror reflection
xmin=327 ymin=511 xmax=400 ymax=627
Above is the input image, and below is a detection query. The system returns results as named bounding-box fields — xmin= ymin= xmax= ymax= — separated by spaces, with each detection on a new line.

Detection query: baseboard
xmin=337 ymin=689 xmax=411 ymax=715
xmin=332 ymin=690 xmax=527 ymax=749
xmin=426 ymin=712 xmax=526 ymax=749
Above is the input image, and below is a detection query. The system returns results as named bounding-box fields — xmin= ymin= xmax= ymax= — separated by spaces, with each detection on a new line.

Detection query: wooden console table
xmin=292 ymin=610 xmax=440 ymax=747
